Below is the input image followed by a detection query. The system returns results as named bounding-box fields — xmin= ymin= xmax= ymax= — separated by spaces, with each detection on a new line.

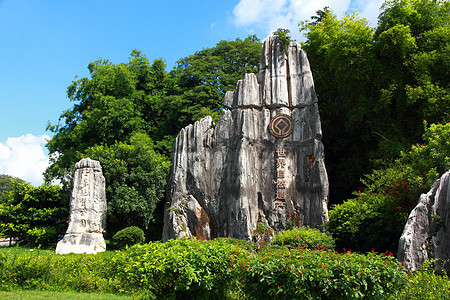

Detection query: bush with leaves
xmin=390 ymin=259 xmax=450 ymax=299
xmin=110 ymin=226 xmax=145 ymax=250
xmin=238 ymin=247 xmax=406 ymax=299
xmin=0 ymin=248 xmax=118 ymax=293
xmin=271 ymin=227 xmax=335 ymax=250
xmin=3 ymin=240 xmax=433 ymax=298
xmin=401 ymin=122 xmax=450 ymax=185
xmin=110 ymin=238 xmax=248 ymax=298
xmin=328 ymin=122 xmax=450 ymax=253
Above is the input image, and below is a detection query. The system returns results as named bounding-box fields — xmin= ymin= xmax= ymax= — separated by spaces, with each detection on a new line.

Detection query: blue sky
xmin=0 ymin=0 xmax=384 ymax=185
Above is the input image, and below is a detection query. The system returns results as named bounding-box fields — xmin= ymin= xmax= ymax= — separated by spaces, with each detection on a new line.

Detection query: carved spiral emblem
xmin=269 ymin=114 xmax=294 ymax=138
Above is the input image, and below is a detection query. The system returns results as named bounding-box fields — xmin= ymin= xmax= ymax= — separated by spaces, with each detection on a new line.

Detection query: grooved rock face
xmin=56 ymin=158 xmax=107 ymax=254
xmin=398 ymin=171 xmax=450 ymax=272
xmin=163 ymin=36 xmax=329 ymax=241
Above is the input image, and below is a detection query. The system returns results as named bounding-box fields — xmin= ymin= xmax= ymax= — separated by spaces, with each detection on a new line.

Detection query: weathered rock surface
xmin=163 ymin=36 xmax=329 ymax=241
xmin=398 ymin=171 xmax=450 ymax=272
xmin=56 ymin=158 xmax=107 ymax=254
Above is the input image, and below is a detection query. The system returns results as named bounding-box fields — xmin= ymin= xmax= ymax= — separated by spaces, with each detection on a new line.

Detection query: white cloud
xmin=232 ymin=0 xmax=383 ymax=41
xmin=0 ymin=134 xmax=50 ymax=186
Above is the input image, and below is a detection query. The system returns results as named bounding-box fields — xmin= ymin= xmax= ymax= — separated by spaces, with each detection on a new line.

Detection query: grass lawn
xmin=0 ymin=290 xmax=133 ymax=299
xmin=0 ymin=245 xmax=117 ymax=257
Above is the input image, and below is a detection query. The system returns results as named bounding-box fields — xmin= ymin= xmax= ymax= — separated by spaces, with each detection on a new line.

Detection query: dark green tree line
xmin=301 ymin=0 xmax=449 ymax=204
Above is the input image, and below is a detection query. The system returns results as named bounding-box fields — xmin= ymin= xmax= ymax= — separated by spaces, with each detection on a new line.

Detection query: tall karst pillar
xmin=163 ymin=36 xmax=328 ymax=241
xmin=56 ymin=158 xmax=107 ymax=254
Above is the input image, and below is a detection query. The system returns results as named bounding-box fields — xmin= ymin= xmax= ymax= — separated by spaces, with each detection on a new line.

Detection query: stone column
xmin=56 ymin=158 xmax=107 ymax=254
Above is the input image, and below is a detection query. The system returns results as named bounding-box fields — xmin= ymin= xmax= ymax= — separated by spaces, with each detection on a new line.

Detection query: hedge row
xmin=0 ymin=238 xmax=416 ymax=299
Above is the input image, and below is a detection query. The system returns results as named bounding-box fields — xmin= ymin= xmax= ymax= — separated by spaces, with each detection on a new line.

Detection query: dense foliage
xmin=271 ymin=226 xmax=335 ymax=250
xmin=111 ymin=238 xmax=247 ymax=298
xmin=0 ymin=247 xmax=118 ymax=293
xmin=0 ymin=175 xmax=26 ymax=205
xmin=390 ymin=260 xmax=450 ymax=299
xmin=170 ymin=35 xmax=261 ymax=125
xmin=0 ymin=239 xmax=416 ymax=299
xmin=239 ymin=248 xmax=405 ymax=299
xmin=301 ymin=0 xmax=450 ymax=203
xmin=0 ymin=182 xmax=66 ymax=247
xmin=85 ymin=133 xmax=170 ymax=237
xmin=110 ymin=226 xmax=145 ymax=250
xmin=328 ymin=122 xmax=450 ymax=253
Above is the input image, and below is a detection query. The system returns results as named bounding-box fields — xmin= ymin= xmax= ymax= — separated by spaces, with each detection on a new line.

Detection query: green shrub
xmin=0 ymin=242 xmax=413 ymax=298
xmin=271 ymin=227 xmax=335 ymax=250
xmin=253 ymin=221 xmax=274 ymax=250
xmin=328 ymin=189 xmax=410 ymax=253
xmin=391 ymin=260 xmax=450 ymax=299
xmin=110 ymin=238 xmax=248 ymax=298
xmin=0 ymin=248 xmax=119 ymax=293
xmin=215 ymin=237 xmax=254 ymax=251
xmin=110 ymin=226 xmax=145 ymax=250
xmin=238 ymin=248 xmax=407 ymax=299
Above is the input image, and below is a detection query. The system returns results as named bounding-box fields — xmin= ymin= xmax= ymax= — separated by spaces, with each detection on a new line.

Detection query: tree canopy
xmin=0 ymin=182 xmax=66 ymax=246
xmin=0 ymin=175 xmax=26 ymax=205
xmin=300 ymin=0 xmax=449 ymax=203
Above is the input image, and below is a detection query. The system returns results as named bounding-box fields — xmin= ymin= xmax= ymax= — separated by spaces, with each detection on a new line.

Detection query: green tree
xmin=272 ymin=28 xmax=293 ymax=54
xmin=45 ymin=51 xmax=168 ymax=187
xmin=300 ymin=1 xmax=449 ymax=203
xmin=170 ymin=35 xmax=262 ymax=124
xmin=373 ymin=0 xmax=450 ymax=141
xmin=300 ymin=11 xmax=380 ymax=203
xmin=377 ymin=0 xmax=450 ymax=125
xmin=46 ymin=37 xmax=262 ymax=187
xmin=85 ymin=133 xmax=170 ymax=239
xmin=0 ymin=175 xmax=26 ymax=205
xmin=0 ymin=182 xmax=66 ymax=247
xmin=308 ymin=6 xmax=331 ymax=26
xmin=327 ymin=122 xmax=450 ymax=253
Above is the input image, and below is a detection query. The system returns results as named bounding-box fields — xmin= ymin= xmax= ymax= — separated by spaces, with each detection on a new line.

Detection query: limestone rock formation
xmin=398 ymin=171 xmax=450 ymax=272
xmin=163 ymin=35 xmax=329 ymax=241
xmin=56 ymin=158 xmax=107 ymax=254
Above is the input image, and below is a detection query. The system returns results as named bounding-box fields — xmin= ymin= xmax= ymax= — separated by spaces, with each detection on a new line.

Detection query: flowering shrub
xmin=238 ymin=247 xmax=406 ymax=299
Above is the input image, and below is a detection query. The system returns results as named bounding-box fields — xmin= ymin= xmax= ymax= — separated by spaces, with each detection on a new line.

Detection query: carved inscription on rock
xmin=275 ymin=147 xmax=287 ymax=210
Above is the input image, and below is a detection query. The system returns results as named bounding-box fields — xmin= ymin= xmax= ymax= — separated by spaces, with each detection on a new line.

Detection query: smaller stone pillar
xmin=398 ymin=171 xmax=450 ymax=272
xmin=56 ymin=158 xmax=107 ymax=254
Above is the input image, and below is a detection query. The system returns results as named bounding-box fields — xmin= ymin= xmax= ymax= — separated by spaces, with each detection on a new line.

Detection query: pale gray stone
xmin=56 ymin=158 xmax=107 ymax=254
xmin=163 ymin=35 xmax=329 ymax=241
xmin=398 ymin=171 xmax=450 ymax=272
